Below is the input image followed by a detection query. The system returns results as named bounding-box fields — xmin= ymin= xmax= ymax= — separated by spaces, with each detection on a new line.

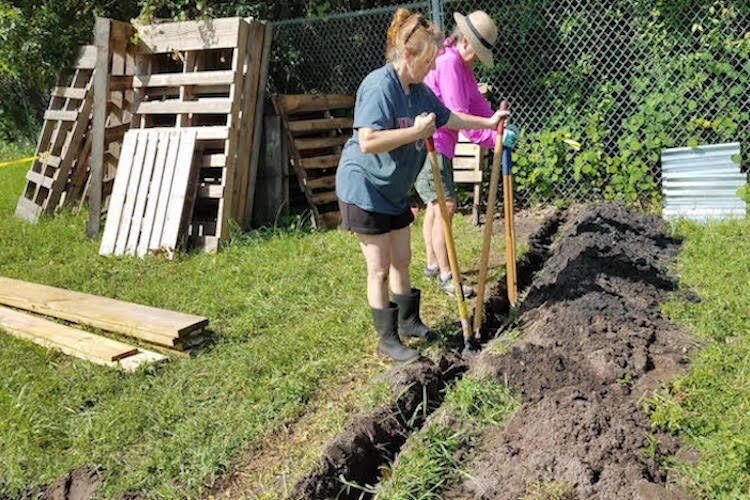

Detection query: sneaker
xmin=437 ymin=273 xmax=475 ymax=298
xmin=424 ymin=265 xmax=440 ymax=279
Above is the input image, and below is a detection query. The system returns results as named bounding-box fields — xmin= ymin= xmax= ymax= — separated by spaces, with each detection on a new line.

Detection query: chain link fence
xmin=269 ymin=0 xmax=750 ymax=207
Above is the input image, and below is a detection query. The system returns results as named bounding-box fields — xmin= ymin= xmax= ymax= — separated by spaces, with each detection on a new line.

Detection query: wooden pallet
xmin=124 ymin=17 xmax=269 ymax=251
xmin=0 ymin=305 xmax=166 ymax=371
xmin=273 ymin=94 xmax=354 ymax=229
xmin=99 ymin=129 xmax=198 ymax=258
xmin=0 ymin=276 xmax=208 ymax=350
xmin=16 ymin=46 xmax=97 ymax=222
xmin=454 ymin=133 xmax=489 ymax=226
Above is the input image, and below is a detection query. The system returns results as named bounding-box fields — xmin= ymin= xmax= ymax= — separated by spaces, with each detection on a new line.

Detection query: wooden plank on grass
xmin=0 ymin=277 xmax=209 ymax=346
xmin=0 ymin=305 xmax=138 ymax=364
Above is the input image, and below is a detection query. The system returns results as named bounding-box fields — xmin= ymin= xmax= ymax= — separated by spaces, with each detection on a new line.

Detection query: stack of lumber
xmin=15 ymin=46 xmax=97 ymax=221
xmin=273 ymin=94 xmax=354 ymax=229
xmin=0 ymin=277 xmax=209 ymax=370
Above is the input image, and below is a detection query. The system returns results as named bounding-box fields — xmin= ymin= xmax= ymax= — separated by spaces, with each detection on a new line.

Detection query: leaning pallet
xmin=99 ymin=128 xmax=198 ymax=258
xmin=273 ymin=94 xmax=354 ymax=229
xmin=89 ymin=17 xmax=271 ymax=252
xmin=454 ymin=132 xmax=489 ymax=226
xmin=0 ymin=306 xmax=166 ymax=371
xmin=15 ymin=46 xmax=97 ymax=222
xmin=0 ymin=277 xmax=208 ymax=351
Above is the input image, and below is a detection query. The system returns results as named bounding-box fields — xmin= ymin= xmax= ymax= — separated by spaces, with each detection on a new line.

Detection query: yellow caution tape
xmin=563 ymin=138 xmax=582 ymax=151
xmin=0 ymin=155 xmax=39 ymax=169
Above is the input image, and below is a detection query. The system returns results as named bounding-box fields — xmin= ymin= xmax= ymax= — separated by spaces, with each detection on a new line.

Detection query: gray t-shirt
xmin=336 ymin=64 xmax=451 ymax=215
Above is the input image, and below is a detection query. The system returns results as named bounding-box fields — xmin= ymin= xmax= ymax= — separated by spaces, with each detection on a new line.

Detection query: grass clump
xmin=648 ymin=217 xmax=750 ymax=497
xmin=375 ymin=376 xmax=519 ymax=499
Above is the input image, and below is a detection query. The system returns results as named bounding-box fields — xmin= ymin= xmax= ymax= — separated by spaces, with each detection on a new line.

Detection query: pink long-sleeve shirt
xmin=423 ymin=44 xmax=497 ymax=159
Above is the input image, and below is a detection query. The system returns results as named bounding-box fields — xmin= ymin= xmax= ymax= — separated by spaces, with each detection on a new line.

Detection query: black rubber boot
xmin=392 ymin=288 xmax=434 ymax=340
xmin=372 ymin=303 xmax=420 ymax=362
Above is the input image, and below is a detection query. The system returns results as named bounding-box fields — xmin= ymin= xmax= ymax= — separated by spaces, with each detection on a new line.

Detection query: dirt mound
xmin=447 ymin=203 xmax=695 ymax=498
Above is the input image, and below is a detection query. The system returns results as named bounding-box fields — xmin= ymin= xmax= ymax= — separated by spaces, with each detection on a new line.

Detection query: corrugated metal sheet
xmin=662 ymin=142 xmax=747 ymax=222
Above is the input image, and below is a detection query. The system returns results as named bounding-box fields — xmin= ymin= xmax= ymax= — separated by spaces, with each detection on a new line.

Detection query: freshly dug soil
xmin=445 ymin=203 xmax=696 ymax=498
xmin=291 ymin=354 xmax=467 ymax=499
xmin=18 ymin=467 xmax=102 ymax=500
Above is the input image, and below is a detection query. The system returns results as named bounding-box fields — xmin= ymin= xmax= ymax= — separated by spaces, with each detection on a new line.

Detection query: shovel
xmin=425 ymin=137 xmax=472 ymax=350
xmin=473 ymin=100 xmax=509 ymax=340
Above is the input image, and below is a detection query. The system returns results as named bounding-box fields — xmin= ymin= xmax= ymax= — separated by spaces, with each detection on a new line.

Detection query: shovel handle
xmin=472 ymin=100 xmax=509 ymax=339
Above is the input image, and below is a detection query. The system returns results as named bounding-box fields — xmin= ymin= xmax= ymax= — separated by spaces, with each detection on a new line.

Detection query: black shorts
xmin=338 ymin=200 xmax=414 ymax=235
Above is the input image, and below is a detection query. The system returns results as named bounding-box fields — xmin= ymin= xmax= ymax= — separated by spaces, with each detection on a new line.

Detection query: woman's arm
xmin=359 ymin=113 xmax=437 ymax=154
xmin=444 ymin=109 xmax=509 ymax=131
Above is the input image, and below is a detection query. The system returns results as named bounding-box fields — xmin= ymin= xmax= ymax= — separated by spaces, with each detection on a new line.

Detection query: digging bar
xmin=503 ymin=132 xmax=518 ymax=308
xmin=472 ymin=100 xmax=509 ymax=340
xmin=425 ymin=136 xmax=472 ymax=348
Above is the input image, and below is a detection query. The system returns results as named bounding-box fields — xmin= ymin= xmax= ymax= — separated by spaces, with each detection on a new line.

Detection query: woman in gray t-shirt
xmin=335 ymin=8 xmax=506 ymax=362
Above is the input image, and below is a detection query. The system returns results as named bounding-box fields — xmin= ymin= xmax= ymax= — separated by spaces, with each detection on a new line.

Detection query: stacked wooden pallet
xmin=274 ymin=94 xmax=354 ymax=229
xmin=17 ymin=17 xmax=273 ymax=255
xmin=454 ymin=133 xmax=489 ymax=225
xmin=15 ymin=46 xmax=97 ymax=221
xmin=89 ymin=17 xmax=273 ymax=253
xmin=0 ymin=277 xmax=209 ymax=370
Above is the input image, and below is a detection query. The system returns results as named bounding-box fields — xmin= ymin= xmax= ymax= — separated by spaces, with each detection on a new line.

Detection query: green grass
xmin=375 ymin=376 xmax=519 ymax=499
xmin=0 ymin=148 xmax=498 ymax=497
xmin=649 ymin=217 xmax=750 ymax=498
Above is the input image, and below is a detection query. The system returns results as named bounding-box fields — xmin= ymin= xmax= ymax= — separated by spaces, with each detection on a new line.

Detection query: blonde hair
xmin=386 ymin=8 xmax=442 ymax=62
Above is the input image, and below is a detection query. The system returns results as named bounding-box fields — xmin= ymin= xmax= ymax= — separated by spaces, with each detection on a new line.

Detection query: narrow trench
xmin=291 ymin=208 xmax=566 ymax=500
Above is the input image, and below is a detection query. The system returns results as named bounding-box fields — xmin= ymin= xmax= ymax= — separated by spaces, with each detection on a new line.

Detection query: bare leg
xmin=422 ymin=203 xmax=437 ymax=268
xmin=430 ymin=198 xmax=457 ymax=275
xmin=358 ymin=232 xmax=392 ymax=309
xmin=389 ymin=225 xmax=412 ymax=295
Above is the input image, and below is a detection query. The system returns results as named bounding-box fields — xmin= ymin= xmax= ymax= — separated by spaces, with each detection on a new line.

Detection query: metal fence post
xmin=430 ymin=0 xmax=444 ymax=30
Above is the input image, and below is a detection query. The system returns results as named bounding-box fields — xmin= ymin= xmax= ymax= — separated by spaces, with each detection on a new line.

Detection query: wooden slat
xmin=76 ymin=45 xmax=98 ymax=70
xmin=288 ymin=117 xmax=353 ymax=133
xmin=299 ymin=154 xmax=340 ymax=170
xmin=160 ymin=130 xmax=197 ymax=253
xmin=114 ymin=131 xmax=149 ymax=255
xmin=51 ymin=87 xmax=87 ymax=100
xmin=453 ymin=157 xmax=480 ymax=170
xmin=454 ymin=142 xmax=484 ymax=156
xmin=317 ymin=210 xmax=341 ymax=229
xmin=100 ymin=131 xmax=139 ymax=255
xmin=0 ymin=277 xmax=209 ymax=344
xmin=109 ymin=75 xmax=134 ymax=91
xmin=136 ymin=98 xmax=232 ymax=115
xmin=25 ymin=170 xmax=54 ymax=189
xmin=133 ymin=70 xmax=235 ymax=88
xmin=305 ymin=175 xmax=336 ymax=190
xmin=0 ymin=306 xmax=139 ymax=364
xmin=14 ymin=197 xmax=43 ymax=222
xmin=200 ymin=154 xmax=225 ymax=168
xmin=124 ymin=131 xmax=159 ymax=255
xmin=137 ymin=131 xmax=170 ymax=257
xmin=149 ymin=131 xmax=182 ymax=251
xmin=294 ymin=135 xmax=349 ymax=151
xmin=454 ymin=171 xmax=483 ymax=183
xmin=310 ymin=190 xmax=337 ymax=205
xmin=276 ymin=94 xmax=355 ymax=114
xmin=198 ymin=184 xmax=224 ymax=198
xmin=136 ymin=18 xmax=243 ymax=53
xmin=44 ymin=110 xmax=78 ymax=122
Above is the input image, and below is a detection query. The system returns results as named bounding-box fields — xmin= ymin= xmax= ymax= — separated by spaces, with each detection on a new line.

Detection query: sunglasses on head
xmin=404 ymin=16 xmax=429 ymax=44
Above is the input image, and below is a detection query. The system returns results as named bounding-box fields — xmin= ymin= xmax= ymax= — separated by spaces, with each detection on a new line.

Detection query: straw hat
xmin=453 ymin=11 xmax=498 ymax=68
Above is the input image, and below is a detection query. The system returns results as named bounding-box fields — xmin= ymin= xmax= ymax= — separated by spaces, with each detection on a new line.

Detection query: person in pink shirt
xmin=414 ymin=10 xmax=504 ymax=297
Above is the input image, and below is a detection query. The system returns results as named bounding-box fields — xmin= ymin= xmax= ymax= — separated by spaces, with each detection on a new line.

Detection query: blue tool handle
xmin=502 ymin=146 xmax=513 ymax=176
